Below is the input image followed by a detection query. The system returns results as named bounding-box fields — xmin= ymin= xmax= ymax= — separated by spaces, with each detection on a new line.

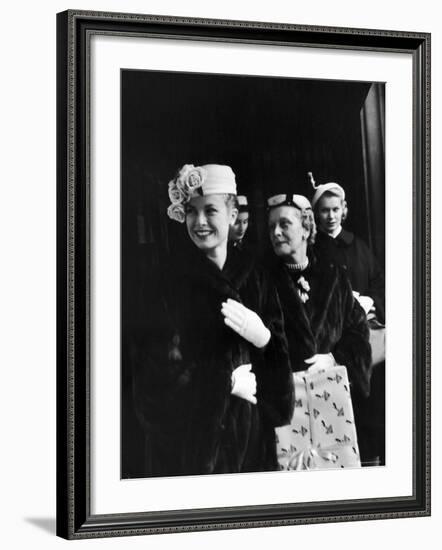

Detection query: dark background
xmin=121 ymin=69 xmax=385 ymax=477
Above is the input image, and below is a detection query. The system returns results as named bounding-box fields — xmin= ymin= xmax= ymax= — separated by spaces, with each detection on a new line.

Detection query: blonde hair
xmin=223 ymin=193 xmax=238 ymax=210
xmin=299 ymin=209 xmax=317 ymax=245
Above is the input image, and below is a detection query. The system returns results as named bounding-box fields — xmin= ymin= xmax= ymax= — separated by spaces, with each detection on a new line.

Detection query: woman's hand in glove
xmin=352 ymin=291 xmax=375 ymax=316
xmin=221 ymin=299 xmax=271 ymax=348
xmin=231 ymin=364 xmax=257 ymax=404
xmin=304 ymin=353 xmax=336 ymax=373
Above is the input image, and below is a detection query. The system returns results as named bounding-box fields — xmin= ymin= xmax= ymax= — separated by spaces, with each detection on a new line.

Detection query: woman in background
xmin=311 ymin=179 xmax=385 ymax=324
xmin=311 ymin=177 xmax=385 ymax=465
xmin=229 ymin=195 xmax=250 ymax=250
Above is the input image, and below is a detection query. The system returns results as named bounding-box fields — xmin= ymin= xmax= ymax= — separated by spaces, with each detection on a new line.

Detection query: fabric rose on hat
xmin=167 ymin=203 xmax=186 ymax=223
xmin=175 ymin=164 xmax=207 ymax=195
xmin=167 ymin=163 xmax=235 ymax=223
xmin=168 ymin=181 xmax=186 ymax=205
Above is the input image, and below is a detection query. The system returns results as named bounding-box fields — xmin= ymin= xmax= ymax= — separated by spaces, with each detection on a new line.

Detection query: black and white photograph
xmin=54 ymin=9 xmax=430 ymax=541
xmin=120 ymin=70 xmax=386 ymax=479
xmin=1 ymin=0 xmax=438 ymax=547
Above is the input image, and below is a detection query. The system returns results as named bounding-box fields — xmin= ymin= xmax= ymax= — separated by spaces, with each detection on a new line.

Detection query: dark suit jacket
xmin=314 ymin=229 xmax=385 ymax=323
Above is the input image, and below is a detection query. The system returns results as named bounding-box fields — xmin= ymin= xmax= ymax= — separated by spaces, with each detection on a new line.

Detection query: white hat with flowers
xmin=167 ymin=164 xmax=237 ymax=223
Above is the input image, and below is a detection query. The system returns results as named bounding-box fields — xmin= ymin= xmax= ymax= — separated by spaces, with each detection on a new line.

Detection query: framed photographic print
xmin=56 ymin=9 xmax=430 ymax=539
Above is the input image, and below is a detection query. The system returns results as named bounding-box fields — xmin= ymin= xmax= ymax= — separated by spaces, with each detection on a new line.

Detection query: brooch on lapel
xmin=296 ymin=276 xmax=310 ymax=303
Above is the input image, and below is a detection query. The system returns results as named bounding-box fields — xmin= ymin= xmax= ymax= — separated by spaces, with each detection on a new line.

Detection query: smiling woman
xmin=56 ymin=10 xmax=430 ymax=537
xmin=185 ymin=193 xmax=237 ymax=268
xmin=125 ymin=163 xmax=294 ymax=478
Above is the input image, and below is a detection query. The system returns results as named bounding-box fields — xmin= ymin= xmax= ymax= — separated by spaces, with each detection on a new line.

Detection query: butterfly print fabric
xmin=275 ymin=366 xmax=361 ymax=470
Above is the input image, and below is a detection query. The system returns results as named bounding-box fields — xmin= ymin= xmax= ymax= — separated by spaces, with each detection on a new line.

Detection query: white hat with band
xmin=308 ymin=171 xmax=345 ymax=209
xmin=311 ymin=182 xmax=345 ymax=208
xmin=167 ymin=163 xmax=237 ymax=222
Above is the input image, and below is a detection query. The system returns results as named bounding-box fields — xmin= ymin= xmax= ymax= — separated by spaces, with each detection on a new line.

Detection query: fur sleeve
xmin=332 ymin=272 xmax=373 ymax=398
xmin=251 ymin=271 xmax=295 ymax=427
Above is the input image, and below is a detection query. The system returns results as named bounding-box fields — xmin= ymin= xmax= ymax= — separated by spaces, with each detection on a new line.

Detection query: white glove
xmin=231 ymin=364 xmax=257 ymax=404
xmin=304 ymin=353 xmax=336 ymax=373
xmin=221 ymin=298 xmax=271 ymax=349
xmin=352 ymin=291 xmax=375 ymax=315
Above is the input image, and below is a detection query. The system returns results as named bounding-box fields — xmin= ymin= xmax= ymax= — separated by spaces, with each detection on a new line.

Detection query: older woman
xmin=132 ymin=164 xmax=293 ymax=477
xmin=266 ymin=193 xmax=372 ymax=468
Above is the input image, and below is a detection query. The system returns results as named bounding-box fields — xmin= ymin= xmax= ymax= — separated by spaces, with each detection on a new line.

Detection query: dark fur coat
xmin=314 ymin=229 xmax=385 ymax=324
xmin=268 ymin=255 xmax=373 ymax=461
xmin=314 ymin=230 xmax=386 ymax=462
xmin=131 ymin=246 xmax=294 ymax=477
xmin=268 ymin=256 xmax=372 ymax=398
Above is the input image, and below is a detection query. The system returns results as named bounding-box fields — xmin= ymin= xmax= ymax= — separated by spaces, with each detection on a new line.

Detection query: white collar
xmin=329 ymin=226 xmax=343 ymax=239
